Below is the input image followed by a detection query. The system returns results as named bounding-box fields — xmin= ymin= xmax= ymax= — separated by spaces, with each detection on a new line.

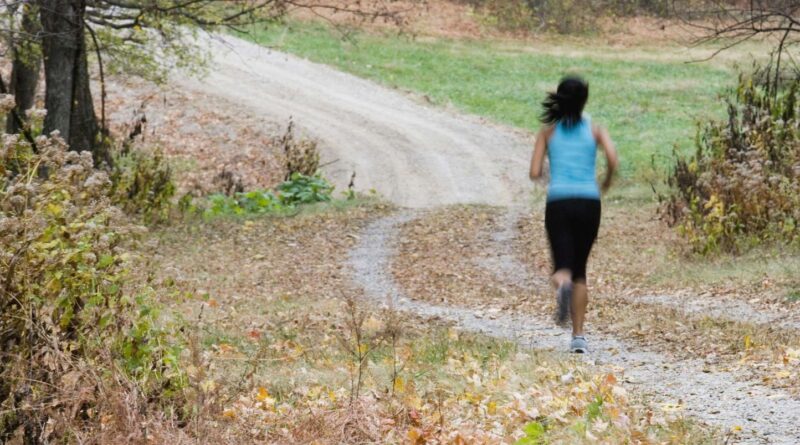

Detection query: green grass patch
xmin=241 ymin=21 xmax=732 ymax=180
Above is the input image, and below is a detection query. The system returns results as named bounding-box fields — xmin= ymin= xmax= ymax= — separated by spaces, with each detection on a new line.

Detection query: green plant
xmin=664 ymin=66 xmax=800 ymax=253
xmin=277 ymin=172 xmax=334 ymax=206
xmin=204 ymin=190 xmax=284 ymax=217
xmin=515 ymin=421 xmax=546 ymax=444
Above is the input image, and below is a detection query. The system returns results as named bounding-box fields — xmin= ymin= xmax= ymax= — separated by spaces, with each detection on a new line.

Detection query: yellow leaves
xmin=256 ymin=386 xmax=270 ymax=402
xmin=46 ymin=202 xmax=63 ymax=217
xmin=464 ymin=391 xmax=483 ymax=405
xmin=222 ymin=409 xmax=236 ymax=420
xmin=744 ymin=334 xmax=753 ymax=351
xmin=406 ymin=427 xmax=424 ymax=444
xmin=486 ymin=400 xmax=497 ymax=415
xmin=394 ymin=376 xmax=406 ymax=394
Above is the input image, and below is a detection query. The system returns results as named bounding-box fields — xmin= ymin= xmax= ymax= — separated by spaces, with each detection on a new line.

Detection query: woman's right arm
xmin=594 ymin=125 xmax=619 ymax=193
xmin=529 ymin=126 xmax=552 ymax=181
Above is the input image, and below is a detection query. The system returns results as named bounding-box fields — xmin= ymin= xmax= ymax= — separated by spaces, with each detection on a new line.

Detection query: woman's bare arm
xmin=530 ymin=126 xmax=552 ymax=181
xmin=593 ymin=125 xmax=619 ymax=192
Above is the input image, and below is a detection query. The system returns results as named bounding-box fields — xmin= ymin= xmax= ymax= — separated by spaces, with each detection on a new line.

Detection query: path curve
xmin=348 ymin=212 xmax=800 ymax=444
xmin=180 ymin=34 xmax=532 ymax=208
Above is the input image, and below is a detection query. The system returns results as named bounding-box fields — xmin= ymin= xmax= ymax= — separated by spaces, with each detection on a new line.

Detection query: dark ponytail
xmin=540 ymin=76 xmax=589 ymax=129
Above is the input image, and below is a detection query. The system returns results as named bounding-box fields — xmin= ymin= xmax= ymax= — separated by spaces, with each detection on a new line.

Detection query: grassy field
xmin=243 ymin=21 xmax=734 ymax=180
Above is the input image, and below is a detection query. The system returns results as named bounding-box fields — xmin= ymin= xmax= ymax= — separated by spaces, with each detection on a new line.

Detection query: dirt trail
xmin=349 ymin=211 xmax=800 ymax=444
xmin=180 ymin=34 xmax=532 ymax=208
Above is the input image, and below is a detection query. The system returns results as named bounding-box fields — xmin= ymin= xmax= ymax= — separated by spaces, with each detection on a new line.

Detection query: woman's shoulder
xmin=539 ymin=124 xmax=557 ymax=139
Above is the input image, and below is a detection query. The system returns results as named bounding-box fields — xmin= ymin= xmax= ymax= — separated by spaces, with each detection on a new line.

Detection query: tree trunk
xmin=40 ymin=0 xmax=110 ymax=165
xmin=6 ymin=2 xmax=41 ymax=134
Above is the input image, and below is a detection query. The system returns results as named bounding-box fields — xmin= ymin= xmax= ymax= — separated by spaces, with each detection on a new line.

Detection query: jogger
xmin=528 ymin=76 xmax=619 ymax=353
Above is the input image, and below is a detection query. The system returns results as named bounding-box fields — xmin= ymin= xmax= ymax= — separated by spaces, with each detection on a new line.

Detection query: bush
xmin=279 ymin=120 xmax=320 ymax=180
xmin=110 ymin=150 xmax=176 ymax=224
xmin=202 ymin=173 xmax=334 ymax=217
xmin=277 ymin=172 xmax=334 ymax=206
xmin=663 ymin=68 xmax=800 ymax=253
xmin=0 ymin=133 xmax=184 ymax=441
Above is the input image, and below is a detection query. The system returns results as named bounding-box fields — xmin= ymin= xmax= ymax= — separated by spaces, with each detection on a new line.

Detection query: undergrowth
xmin=0 ymin=131 xmax=185 ymax=442
xmin=201 ymin=172 xmax=336 ymax=217
xmin=664 ymin=67 xmax=800 ymax=253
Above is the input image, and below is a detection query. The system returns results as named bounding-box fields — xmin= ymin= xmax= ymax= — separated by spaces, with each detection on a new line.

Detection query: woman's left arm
xmin=530 ymin=126 xmax=550 ymax=181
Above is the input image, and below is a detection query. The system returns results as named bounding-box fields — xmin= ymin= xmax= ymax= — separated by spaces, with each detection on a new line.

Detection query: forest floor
xmin=104 ymin=10 xmax=800 ymax=443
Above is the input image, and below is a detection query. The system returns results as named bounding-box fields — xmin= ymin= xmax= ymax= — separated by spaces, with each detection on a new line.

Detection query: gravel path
xmin=181 ymin=34 xmax=532 ymax=208
xmin=348 ymin=211 xmax=800 ymax=444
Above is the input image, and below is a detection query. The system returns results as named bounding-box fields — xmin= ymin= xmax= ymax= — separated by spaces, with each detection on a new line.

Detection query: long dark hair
xmin=540 ymin=76 xmax=589 ymax=129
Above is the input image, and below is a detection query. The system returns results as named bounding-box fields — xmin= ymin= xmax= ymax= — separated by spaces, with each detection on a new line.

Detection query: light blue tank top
xmin=546 ymin=116 xmax=600 ymax=202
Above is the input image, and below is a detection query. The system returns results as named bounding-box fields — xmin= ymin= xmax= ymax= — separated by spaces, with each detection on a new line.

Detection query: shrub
xmin=663 ymin=68 xmax=800 ymax=253
xmin=277 ymin=172 xmax=334 ymax=206
xmin=279 ymin=120 xmax=320 ymax=180
xmin=0 ymin=133 xmax=184 ymax=441
xmin=110 ymin=150 xmax=176 ymax=224
xmin=202 ymin=173 xmax=334 ymax=217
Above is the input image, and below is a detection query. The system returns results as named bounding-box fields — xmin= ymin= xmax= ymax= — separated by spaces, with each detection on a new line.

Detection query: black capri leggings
xmin=544 ymin=198 xmax=601 ymax=283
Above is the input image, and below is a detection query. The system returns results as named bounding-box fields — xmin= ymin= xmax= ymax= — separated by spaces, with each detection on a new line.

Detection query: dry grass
xmin=125 ymin=204 xmax=715 ymax=443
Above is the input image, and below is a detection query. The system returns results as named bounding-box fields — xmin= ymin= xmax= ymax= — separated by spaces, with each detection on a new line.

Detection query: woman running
xmin=529 ymin=76 xmax=619 ymax=353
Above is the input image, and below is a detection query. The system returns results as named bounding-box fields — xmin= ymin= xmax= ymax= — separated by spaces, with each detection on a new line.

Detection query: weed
xmin=110 ymin=149 xmax=176 ymax=224
xmin=279 ymin=119 xmax=320 ymax=180
xmin=337 ymin=295 xmax=387 ymax=402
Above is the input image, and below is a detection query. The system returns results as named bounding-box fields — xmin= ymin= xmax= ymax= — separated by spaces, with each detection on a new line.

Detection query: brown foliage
xmin=663 ymin=67 xmax=800 ymax=253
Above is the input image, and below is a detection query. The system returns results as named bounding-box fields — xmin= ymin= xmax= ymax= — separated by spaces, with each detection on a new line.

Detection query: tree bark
xmin=40 ymin=0 xmax=110 ymax=165
xmin=6 ymin=2 xmax=41 ymax=135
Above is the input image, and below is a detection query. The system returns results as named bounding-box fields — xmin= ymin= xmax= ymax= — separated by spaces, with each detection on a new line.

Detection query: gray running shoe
xmin=555 ymin=282 xmax=572 ymax=326
xmin=570 ymin=336 xmax=588 ymax=353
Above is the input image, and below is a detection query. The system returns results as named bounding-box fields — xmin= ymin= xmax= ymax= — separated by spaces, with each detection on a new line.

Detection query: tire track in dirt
xmin=348 ymin=211 xmax=800 ymax=444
